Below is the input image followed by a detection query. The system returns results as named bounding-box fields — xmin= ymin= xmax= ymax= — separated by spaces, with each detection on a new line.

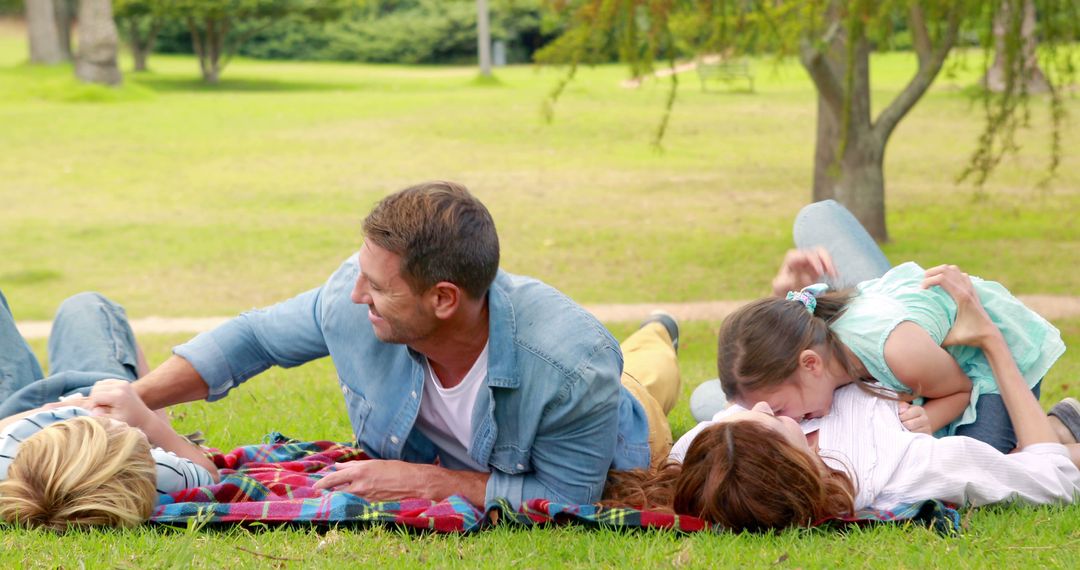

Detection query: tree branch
xmin=872 ymin=4 xmax=962 ymax=142
xmin=799 ymin=21 xmax=845 ymax=113
xmin=187 ymin=17 xmax=207 ymax=77
xmin=909 ymin=1 xmax=933 ymax=65
xmin=221 ymin=19 xmax=277 ymax=72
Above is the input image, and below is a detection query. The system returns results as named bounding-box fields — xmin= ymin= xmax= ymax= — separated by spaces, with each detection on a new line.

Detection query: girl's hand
xmin=898 ymin=402 xmax=932 ymax=434
xmin=88 ymin=379 xmax=156 ymax=430
xmin=922 ymin=264 xmax=999 ymax=348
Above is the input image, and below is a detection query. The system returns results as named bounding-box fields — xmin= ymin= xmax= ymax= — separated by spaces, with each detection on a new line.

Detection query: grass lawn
xmin=1 ymin=22 xmax=1079 ymax=568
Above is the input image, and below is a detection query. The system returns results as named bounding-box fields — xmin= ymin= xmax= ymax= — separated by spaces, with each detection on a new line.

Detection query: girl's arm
xmin=89 ymin=380 xmax=220 ymax=482
xmin=924 ymin=265 xmax=1060 ymax=450
xmin=883 ymin=322 xmax=973 ymax=432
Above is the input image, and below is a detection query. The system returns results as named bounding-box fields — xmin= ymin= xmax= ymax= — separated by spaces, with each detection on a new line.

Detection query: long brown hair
xmin=718 ymin=291 xmax=862 ymax=401
xmin=602 ymin=421 xmax=855 ymax=531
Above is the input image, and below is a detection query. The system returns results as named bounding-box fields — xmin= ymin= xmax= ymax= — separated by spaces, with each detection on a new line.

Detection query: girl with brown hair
xmin=604 ymin=267 xmax=1080 ymax=531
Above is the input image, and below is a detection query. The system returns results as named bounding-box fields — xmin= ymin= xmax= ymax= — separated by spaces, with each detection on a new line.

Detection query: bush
xmin=154 ymin=0 xmax=559 ymax=65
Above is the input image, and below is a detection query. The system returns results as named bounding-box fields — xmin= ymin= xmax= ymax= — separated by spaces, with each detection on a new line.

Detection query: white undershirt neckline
xmin=414 ymin=343 xmax=490 ymax=472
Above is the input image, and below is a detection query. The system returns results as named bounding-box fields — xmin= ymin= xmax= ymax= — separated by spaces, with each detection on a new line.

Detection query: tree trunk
xmin=476 ymin=0 xmax=492 ymax=77
xmin=128 ymin=18 xmax=160 ymax=72
xmin=27 ymin=0 xmax=65 ymax=65
xmin=984 ymin=0 xmax=1049 ymax=94
xmin=75 ymin=0 xmax=122 ymax=86
xmin=834 ymin=134 xmax=887 ymax=242
xmin=807 ymin=16 xmax=888 ymax=241
xmin=53 ymin=0 xmax=72 ymax=60
xmin=133 ymin=45 xmax=149 ymax=72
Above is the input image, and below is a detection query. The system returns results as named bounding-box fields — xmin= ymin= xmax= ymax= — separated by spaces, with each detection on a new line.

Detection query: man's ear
xmin=429 ymin=282 xmax=461 ymax=319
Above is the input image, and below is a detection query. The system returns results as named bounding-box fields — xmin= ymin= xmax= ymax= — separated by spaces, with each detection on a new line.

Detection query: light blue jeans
xmin=0 ymin=290 xmax=139 ymax=418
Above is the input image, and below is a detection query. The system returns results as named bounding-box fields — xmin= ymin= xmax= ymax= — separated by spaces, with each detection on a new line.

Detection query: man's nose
xmin=351 ymin=276 xmax=371 ymax=304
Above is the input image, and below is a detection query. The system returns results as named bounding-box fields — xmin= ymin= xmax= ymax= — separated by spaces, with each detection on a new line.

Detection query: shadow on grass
xmin=132 ymin=74 xmax=361 ymax=93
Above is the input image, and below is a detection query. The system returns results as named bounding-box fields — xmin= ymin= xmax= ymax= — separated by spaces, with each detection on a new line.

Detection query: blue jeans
xmin=0 ymin=290 xmax=139 ymax=418
xmin=953 ymin=383 xmax=1042 ymax=454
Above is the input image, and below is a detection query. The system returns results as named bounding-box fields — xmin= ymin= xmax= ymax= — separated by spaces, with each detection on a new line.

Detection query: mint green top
xmin=830 ymin=262 xmax=1065 ymax=435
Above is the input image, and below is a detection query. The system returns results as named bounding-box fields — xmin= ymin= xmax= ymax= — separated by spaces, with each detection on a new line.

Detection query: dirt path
xmin=15 ymin=295 xmax=1080 ymax=340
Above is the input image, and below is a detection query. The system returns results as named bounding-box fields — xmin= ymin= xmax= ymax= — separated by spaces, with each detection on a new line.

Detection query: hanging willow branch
xmin=542 ymin=0 xmax=1079 ymax=190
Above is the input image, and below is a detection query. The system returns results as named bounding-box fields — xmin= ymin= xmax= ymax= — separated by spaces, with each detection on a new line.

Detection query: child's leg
xmin=47 ymin=292 xmax=140 ymax=381
xmin=793 ymin=199 xmax=891 ymax=289
xmin=0 ymin=289 xmax=46 ymax=404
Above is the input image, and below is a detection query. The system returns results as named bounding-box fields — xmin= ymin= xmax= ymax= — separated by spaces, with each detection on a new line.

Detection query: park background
xmin=1 ymin=1 xmax=1079 ymax=567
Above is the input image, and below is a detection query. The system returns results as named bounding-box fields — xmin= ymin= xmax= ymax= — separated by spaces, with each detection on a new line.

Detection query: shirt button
xmin=390 ymin=435 xmax=400 ymax=445
xmin=341 ymin=385 xmax=349 ymax=395
xmin=516 ymin=463 xmax=525 ymax=470
xmin=410 ymin=391 xmax=417 ymax=399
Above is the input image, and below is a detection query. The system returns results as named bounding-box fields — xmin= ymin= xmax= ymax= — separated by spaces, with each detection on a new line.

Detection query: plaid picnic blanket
xmin=151 ymin=434 xmax=960 ymax=533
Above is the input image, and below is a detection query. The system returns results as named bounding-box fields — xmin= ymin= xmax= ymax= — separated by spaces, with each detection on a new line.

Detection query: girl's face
xmin=737 ymin=367 xmax=835 ymax=422
xmin=716 ymin=402 xmax=811 ymax=454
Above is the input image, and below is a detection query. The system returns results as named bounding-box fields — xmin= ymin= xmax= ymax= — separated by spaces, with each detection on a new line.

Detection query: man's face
xmin=351 ymin=241 xmax=436 ymax=344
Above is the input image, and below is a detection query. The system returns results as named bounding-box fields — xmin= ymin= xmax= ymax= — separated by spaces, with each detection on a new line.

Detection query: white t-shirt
xmin=0 ymin=406 xmax=214 ymax=499
xmin=414 ymin=344 xmax=490 ymax=472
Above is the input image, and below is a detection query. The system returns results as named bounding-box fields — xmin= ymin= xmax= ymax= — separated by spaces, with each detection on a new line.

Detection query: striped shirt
xmin=0 ymin=407 xmax=214 ymax=499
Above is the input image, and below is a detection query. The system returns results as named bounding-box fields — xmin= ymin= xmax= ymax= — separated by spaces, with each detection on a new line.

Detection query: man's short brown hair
xmin=362 ymin=181 xmax=499 ymax=299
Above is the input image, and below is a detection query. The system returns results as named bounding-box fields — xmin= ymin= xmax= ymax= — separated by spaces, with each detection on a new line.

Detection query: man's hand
xmin=88 ymin=379 xmax=156 ymax=430
xmin=313 ymin=459 xmax=489 ymax=505
xmin=771 ymin=248 xmax=838 ymax=297
xmin=898 ymin=402 xmax=932 ymax=434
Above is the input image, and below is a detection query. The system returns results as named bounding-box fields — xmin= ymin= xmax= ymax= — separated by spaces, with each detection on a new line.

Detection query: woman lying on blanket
xmin=0 ymin=379 xmax=218 ymax=531
xmin=602 ymin=266 xmax=1080 ymax=531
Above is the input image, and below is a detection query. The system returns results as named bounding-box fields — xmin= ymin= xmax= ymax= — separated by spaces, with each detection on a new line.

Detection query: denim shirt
xmin=174 ymin=255 xmax=650 ymax=508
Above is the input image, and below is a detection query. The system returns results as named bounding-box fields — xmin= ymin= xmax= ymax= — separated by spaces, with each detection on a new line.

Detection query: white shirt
xmin=817 ymin=385 xmax=1080 ymax=510
xmin=414 ymin=343 xmax=489 ymax=472
xmin=0 ymin=407 xmax=214 ymax=498
xmin=671 ymin=386 xmax=1080 ymax=510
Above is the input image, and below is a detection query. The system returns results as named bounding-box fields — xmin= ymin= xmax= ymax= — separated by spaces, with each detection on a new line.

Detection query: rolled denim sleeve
xmin=484 ymin=345 xmax=622 ymax=508
xmin=173 ymin=287 xmax=331 ymax=402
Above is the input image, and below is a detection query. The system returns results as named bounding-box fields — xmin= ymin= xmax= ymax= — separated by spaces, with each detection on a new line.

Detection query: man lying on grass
xmin=126 ymin=181 xmax=694 ymax=507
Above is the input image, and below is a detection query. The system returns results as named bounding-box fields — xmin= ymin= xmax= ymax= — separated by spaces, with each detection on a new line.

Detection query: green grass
xmin=5 ymin=323 xmax=1080 ymax=567
xmin=1 ymin=23 xmax=1079 ymax=567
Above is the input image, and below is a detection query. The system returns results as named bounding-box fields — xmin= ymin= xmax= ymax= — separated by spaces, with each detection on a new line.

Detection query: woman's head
xmin=0 ymin=415 xmax=157 ymax=531
xmin=675 ymin=407 xmax=854 ymax=531
xmin=718 ymin=291 xmax=855 ymax=420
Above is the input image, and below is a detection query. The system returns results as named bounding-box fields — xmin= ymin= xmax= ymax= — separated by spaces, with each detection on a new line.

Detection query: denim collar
xmin=485 ymin=272 xmax=519 ymax=390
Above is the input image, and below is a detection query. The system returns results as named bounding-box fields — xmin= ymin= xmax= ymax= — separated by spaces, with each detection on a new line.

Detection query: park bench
xmin=697 ymin=58 xmax=754 ymax=92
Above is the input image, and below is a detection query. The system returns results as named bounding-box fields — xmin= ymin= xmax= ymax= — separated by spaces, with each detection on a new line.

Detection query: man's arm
xmin=133 ymin=355 xmax=209 ymax=410
xmin=133 ymin=286 xmax=332 ymax=409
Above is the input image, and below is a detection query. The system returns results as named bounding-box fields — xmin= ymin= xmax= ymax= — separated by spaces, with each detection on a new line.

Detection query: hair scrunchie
xmin=785 ymin=283 xmax=829 ymax=314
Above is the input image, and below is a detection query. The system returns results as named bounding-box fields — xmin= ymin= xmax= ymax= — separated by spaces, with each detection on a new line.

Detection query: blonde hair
xmin=0 ymin=415 xmax=157 ymax=531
